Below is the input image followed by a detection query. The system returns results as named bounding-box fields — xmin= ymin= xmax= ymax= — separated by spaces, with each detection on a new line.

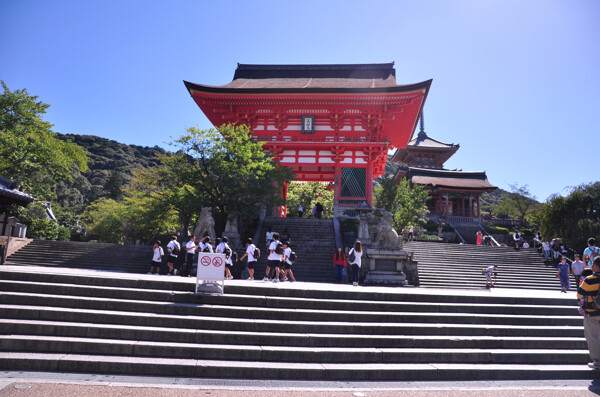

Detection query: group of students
xmin=332 ymin=241 xmax=363 ymax=286
xmin=147 ymin=233 xmax=297 ymax=282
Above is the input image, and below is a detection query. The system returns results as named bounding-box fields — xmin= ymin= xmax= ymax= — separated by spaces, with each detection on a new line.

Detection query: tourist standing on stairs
xmin=298 ymin=204 xmax=303 ymax=218
xmin=265 ymin=227 xmax=274 ymax=249
xmin=264 ymin=232 xmax=282 ymax=282
xmin=148 ymin=240 xmax=164 ymax=275
xmin=240 ymin=238 xmax=257 ymax=280
xmin=216 ymin=237 xmax=234 ymax=280
xmin=282 ymin=241 xmax=296 ymax=282
xmin=542 ymin=240 xmax=550 ymax=261
xmin=556 ymin=256 xmax=572 ymax=293
xmin=407 ymin=224 xmax=414 ymax=242
xmin=484 ymin=265 xmax=498 ymax=287
xmin=476 ymin=231 xmax=482 ymax=246
xmin=333 ymin=246 xmax=346 ymax=283
xmin=199 ymin=236 xmax=214 ymax=253
xmin=513 ymin=230 xmax=521 ymax=249
xmin=584 ymin=238 xmax=600 ymax=269
xmin=166 ymin=236 xmax=180 ymax=275
xmin=577 ymin=256 xmax=600 ymax=369
xmin=315 ymin=202 xmax=324 ymax=219
xmin=181 ymin=236 xmax=197 ymax=277
xmin=572 ymin=254 xmax=586 ymax=287
xmin=348 ymin=241 xmax=363 ymax=287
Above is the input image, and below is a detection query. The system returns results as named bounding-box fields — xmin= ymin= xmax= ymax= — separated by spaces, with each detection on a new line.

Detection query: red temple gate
xmin=185 ymin=63 xmax=431 ymax=215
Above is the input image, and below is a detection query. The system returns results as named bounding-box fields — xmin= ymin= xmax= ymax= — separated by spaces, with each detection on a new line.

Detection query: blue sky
xmin=1 ymin=0 xmax=598 ymax=202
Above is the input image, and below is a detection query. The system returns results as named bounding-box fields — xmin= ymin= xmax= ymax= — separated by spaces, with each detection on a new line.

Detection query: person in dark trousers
xmin=578 ymin=256 xmax=600 ymax=369
xmin=166 ymin=236 xmax=180 ymax=275
xmin=181 ymin=236 xmax=197 ymax=277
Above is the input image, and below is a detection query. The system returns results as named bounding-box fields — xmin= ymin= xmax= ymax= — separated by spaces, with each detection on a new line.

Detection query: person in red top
xmin=333 ymin=246 xmax=347 ymax=283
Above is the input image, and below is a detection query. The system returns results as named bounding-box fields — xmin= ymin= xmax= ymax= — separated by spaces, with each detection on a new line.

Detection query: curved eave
xmin=184 ymin=79 xmax=432 ymax=96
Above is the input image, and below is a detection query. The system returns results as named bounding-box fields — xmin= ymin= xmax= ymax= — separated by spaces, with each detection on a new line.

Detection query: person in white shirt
xmin=216 ymin=236 xmax=234 ymax=280
xmin=572 ymin=253 xmax=587 ymax=286
xmin=148 ymin=240 xmax=164 ymax=275
xmin=240 ymin=237 xmax=257 ymax=280
xmin=348 ymin=240 xmax=363 ymax=287
xmin=522 ymin=241 xmax=530 ymax=248
xmin=181 ymin=236 xmax=197 ymax=277
xmin=166 ymin=236 xmax=180 ymax=275
xmin=298 ymin=204 xmax=303 ymax=218
xmin=282 ymin=241 xmax=296 ymax=282
xmin=199 ymin=236 xmax=214 ymax=253
xmin=264 ymin=232 xmax=282 ymax=282
xmin=542 ymin=240 xmax=550 ymax=261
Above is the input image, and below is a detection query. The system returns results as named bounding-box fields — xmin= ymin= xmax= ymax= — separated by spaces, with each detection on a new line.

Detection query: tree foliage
xmin=374 ymin=176 xmax=429 ymax=231
xmin=538 ymin=182 xmax=600 ymax=253
xmin=493 ymin=183 xmax=541 ymax=222
xmin=286 ymin=182 xmax=334 ymax=218
xmin=0 ymin=81 xmax=88 ymax=199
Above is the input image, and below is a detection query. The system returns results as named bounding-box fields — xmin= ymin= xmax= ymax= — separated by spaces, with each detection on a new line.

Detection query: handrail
xmin=253 ymin=212 xmax=266 ymax=247
xmin=479 ymin=224 xmax=501 ymax=247
xmin=447 ymin=222 xmax=466 ymax=244
xmin=333 ymin=215 xmax=344 ymax=250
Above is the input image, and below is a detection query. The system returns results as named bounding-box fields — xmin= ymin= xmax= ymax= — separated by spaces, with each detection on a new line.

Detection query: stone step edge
xmin=0 ymin=297 xmax=582 ymax=325
xmin=0 ymin=319 xmax=586 ymax=344
xmin=0 ymin=352 xmax=597 ymax=381
xmin=0 ymin=335 xmax=589 ymax=357
xmin=0 ymin=305 xmax=585 ymax=333
xmin=0 ymin=284 xmax=580 ymax=314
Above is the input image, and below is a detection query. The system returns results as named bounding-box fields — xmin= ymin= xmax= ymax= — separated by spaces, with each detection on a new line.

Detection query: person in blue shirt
xmin=556 ymin=256 xmax=572 ymax=293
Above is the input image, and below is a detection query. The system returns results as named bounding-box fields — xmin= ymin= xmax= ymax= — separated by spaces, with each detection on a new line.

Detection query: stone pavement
xmin=2 ymin=372 xmax=600 ymax=396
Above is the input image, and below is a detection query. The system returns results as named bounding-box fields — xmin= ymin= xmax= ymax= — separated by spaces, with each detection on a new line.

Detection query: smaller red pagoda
xmin=392 ymin=114 xmax=496 ymax=219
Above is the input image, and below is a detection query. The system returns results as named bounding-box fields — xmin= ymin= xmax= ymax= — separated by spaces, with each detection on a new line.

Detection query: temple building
xmin=391 ymin=114 xmax=497 ymax=219
xmin=184 ymin=62 xmax=431 ymax=215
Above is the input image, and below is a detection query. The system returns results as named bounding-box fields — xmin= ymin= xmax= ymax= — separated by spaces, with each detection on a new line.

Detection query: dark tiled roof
xmin=184 ymin=62 xmax=433 ymax=92
xmin=233 ymin=63 xmax=396 ymax=80
xmin=0 ymin=177 xmax=35 ymax=206
xmin=408 ymin=167 xmax=497 ymax=191
xmin=408 ymin=130 xmax=459 ymax=149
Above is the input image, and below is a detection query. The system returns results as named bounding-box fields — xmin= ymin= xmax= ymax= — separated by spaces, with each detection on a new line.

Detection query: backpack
xmin=346 ymin=249 xmax=355 ymax=265
xmin=289 ymin=251 xmax=297 ymax=262
xmin=224 ymin=247 xmax=231 ymax=258
xmin=275 ymin=241 xmax=284 ymax=255
xmin=171 ymin=244 xmax=180 ymax=256
xmin=202 ymin=244 xmax=211 ymax=253
xmin=230 ymin=251 xmax=238 ymax=263
xmin=253 ymin=246 xmax=260 ymax=259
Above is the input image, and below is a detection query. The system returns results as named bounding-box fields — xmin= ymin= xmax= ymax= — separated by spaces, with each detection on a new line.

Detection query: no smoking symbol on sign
xmin=212 ymin=257 xmax=224 ymax=267
xmin=200 ymin=256 xmax=212 ymax=267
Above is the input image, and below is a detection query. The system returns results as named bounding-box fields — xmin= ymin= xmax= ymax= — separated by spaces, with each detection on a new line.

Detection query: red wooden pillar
xmin=366 ymin=161 xmax=373 ymax=206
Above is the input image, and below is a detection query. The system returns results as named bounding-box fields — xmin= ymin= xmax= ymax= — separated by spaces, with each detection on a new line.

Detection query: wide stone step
xmin=0 ymin=335 xmax=589 ymax=364
xmin=0 ymin=320 xmax=587 ymax=349
xmin=0 ymin=352 xmax=595 ymax=380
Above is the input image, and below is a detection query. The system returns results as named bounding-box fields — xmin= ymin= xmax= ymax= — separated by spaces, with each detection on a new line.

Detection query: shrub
xmin=340 ymin=218 xmax=358 ymax=236
xmin=520 ymin=228 xmax=534 ymax=237
xmin=487 ymin=226 xmax=509 ymax=235
xmin=417 ymin=234 xmax=442 ymax=241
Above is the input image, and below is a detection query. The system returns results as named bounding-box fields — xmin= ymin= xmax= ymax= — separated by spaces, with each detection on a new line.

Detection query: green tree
xmin=135 ymin=124 xmax=293 ymax=234
xmin=493 ymin=183 xmax=540 ymax=223
xmin=286 ymin=182 xmax=334 ymax=218
xmin=0 ymin=81 xmax=88 ymax=199
xmin=374 ymin=176 xmax=429 ymax=231
xmin=538 ymin=182 xmax=600 ymax=252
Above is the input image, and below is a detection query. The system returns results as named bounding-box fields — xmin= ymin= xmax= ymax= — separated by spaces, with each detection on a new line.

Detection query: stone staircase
xmin=0 ymin=265 xmax=596 ymax=381
xmin=4 ymin=239 xmax=152 ymax=274
xmin=406 ymin=241 xmax=565 ymax=290
xmin=253 ymin=217 xmax=337 ymax=282
xmin=449 ymin=223 xmax=484 ymax=244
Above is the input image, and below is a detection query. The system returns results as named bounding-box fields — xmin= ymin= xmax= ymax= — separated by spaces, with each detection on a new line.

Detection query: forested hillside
xmin=53 ymin=133 xmax=166 ymax=207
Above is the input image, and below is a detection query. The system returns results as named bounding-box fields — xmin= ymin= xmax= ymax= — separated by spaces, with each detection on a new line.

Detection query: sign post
xmin=195 ymin=252 xmax=226 ymax=295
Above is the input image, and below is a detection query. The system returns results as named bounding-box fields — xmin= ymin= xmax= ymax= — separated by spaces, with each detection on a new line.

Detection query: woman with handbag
xmin=348 ymin=241 xmax=363 ymax=287
xmin=333 ymin=247 xmax=346 ymax=284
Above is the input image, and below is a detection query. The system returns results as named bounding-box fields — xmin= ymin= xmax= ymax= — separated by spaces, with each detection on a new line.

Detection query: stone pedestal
xmin=363 ymin=248 xmax=420 ymax=287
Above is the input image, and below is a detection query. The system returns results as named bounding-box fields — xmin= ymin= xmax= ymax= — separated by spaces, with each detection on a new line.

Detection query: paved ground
xmin=1 ymin=372 xmax=600 ymax=396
